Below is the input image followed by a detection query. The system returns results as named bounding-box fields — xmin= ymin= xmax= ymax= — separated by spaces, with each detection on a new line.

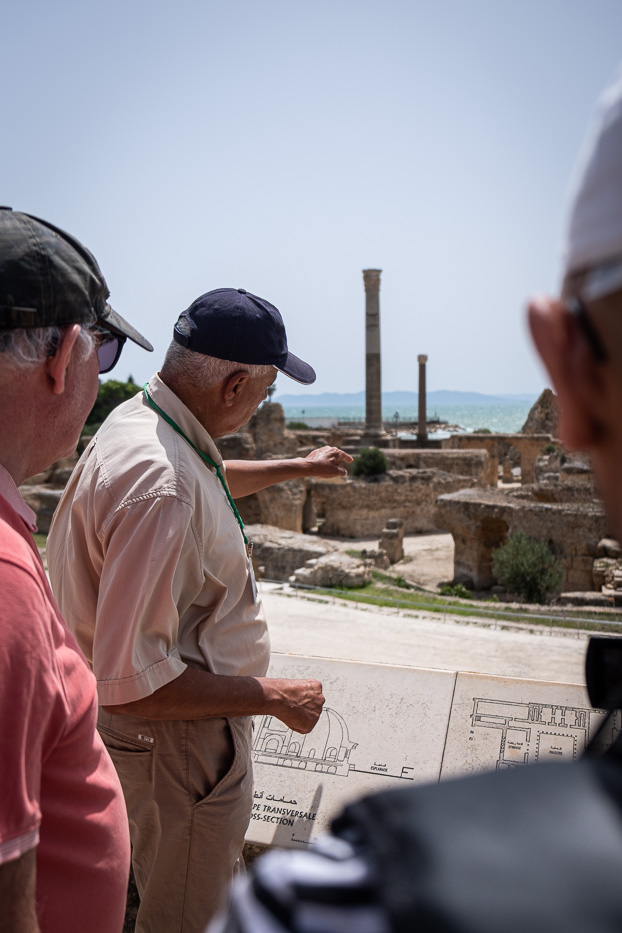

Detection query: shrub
xmin=86 ymin=378 xmax=140 ymax=428
xmin=541 ymin=443 xmax=558 ymax=455
xmin=474 ymin=427 xmax=492 ymax=434
xmin=440 ymin=583 xmax=471 ymax=599
xmin=492 ymin=532 xmax=564 ymax=604
xmin=287 ymin=421 xmax=310 ymax=430
xmin=351 ymin=447 xmax=388 ymax=477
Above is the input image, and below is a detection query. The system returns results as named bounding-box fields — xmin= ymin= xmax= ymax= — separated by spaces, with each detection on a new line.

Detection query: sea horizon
xmin=275 ymin=389 xmax=540 ymax=435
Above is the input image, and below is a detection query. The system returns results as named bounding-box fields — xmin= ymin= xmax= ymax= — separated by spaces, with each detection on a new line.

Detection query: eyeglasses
xmin=48 ymin=323 xmax=126 ymax=374
xmin=91 ymin=325 xmax=126 ymax=374
xmin=566 ymin=297 xmax=608 ymax=364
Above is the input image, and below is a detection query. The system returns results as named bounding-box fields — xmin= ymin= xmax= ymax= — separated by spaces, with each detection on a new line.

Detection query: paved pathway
xmin=260 ymin=582 xmax=589 ymax=685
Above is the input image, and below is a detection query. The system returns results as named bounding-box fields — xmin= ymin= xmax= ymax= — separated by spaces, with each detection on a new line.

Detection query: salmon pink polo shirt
xmin=0 ymin=466 xmax=130 ymax=932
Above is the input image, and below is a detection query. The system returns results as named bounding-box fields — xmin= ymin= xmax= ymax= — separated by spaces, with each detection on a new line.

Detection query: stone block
xmin=380 ymin=518 xmax=405 ymax=564
xmin=597 ymin=538 xmax=622 ymax=559
xmin=292 ymin=553 xmax=371 ymax=588
xmin=246 ymin=525 xmax=338 ymax=581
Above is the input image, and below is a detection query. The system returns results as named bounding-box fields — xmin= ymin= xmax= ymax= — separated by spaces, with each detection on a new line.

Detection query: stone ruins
xmin=18 ymin=272 xmax=622 ymax=605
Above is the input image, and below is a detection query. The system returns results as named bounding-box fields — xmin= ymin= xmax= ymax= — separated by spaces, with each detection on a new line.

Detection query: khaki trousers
xmin=98 ymin=711 xmax=253 ymax=933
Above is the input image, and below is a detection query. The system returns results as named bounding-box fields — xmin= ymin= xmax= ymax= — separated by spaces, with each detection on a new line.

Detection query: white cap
xmin=563 ymin=64 xmax=622 ymax=299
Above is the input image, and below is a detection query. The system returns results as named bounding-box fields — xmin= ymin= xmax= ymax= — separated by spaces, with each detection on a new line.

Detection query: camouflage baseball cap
xmin=0 ymin=207 xmax=152 ymax=351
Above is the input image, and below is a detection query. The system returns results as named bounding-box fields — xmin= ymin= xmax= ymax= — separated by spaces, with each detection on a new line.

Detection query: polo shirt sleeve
xmin=0 ymin=559 xmax=64 ymax=865
xmin=93 ymin=494 xmax=199 ymax=706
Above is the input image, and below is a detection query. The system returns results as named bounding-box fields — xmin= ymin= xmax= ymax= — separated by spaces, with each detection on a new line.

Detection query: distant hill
xmin=274 ymin=389 xmax=538 ymax=407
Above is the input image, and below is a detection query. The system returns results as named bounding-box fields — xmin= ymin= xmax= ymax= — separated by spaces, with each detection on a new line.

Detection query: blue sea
xmin=281 ymin=402 xmax=532 ymax=434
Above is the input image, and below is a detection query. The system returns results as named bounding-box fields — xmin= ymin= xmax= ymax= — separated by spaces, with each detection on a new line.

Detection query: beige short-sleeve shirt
xmin=48 ymin=374 xmax=270 ymax=706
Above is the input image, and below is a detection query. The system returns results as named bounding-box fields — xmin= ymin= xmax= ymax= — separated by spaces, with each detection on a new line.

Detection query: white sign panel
xmin=248 ymin=655 xmax=457 ymax=848
xmin=439 ymin=671 xmax=614 ymax=780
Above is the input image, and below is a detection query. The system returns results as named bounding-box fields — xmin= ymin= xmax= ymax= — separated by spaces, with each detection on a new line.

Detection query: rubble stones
xmin=292 ymin=552 xmax=371 ymax=588
xmin=246 ymin=525 xmax=339 ymax=581
xmin=597 ymin=538 xmax=622 ymax=559
xmin=359 ymin=547 xmax=390 ymax=569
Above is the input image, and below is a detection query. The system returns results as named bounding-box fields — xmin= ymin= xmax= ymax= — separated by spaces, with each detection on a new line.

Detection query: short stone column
xmin=380 ymin=518 xmax=405 ymax=564
xmin=417 ymin=354 xmax=428 ymax=445
xmin=362 ymin=269 xmax=385 ymax=444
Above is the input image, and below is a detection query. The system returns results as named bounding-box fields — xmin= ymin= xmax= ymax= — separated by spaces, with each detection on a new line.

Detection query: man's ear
xmin=222 ymin=371 xmax=250 ymax=408
xmin=528 ymin=297 xmax=606 ymax=450
xmin=46 ymin=325 xmax=82 ymax=396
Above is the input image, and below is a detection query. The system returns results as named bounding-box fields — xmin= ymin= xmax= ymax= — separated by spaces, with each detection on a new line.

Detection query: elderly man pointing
xmin=48 ymin=287 xmax=351 ymax=932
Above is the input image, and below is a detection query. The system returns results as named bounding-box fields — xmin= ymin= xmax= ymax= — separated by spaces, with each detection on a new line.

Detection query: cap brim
xmin=98 ymin=303 xmax=153 ymax=352
xmin=276 ymin=350 xmax=316 ymax=385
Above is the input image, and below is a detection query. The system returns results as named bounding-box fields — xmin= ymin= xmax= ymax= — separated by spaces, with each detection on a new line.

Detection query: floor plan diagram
xmin=470 ymin=698 xmax=621 ymax=769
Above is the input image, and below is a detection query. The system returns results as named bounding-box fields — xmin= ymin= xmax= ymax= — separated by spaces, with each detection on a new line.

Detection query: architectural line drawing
xmin=470 ymin=697 xmax=620 ymax=770
xmin=253 ymin=708 xmax=358 ymax=776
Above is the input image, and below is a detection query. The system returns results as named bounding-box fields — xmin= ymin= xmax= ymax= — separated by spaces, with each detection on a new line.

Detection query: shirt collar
xmin=0 ymin=464 xmax=37 ymax=532
xmin=146 ymin=373 xmax=224 ymax=468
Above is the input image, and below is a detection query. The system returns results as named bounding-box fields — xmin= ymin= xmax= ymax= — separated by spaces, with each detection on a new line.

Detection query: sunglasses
xmin=92 ymin=325 xmax=126 ymax=374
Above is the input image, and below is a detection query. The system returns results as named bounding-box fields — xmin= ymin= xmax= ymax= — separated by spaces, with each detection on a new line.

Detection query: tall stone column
xmin=362 ymin=269 xmax=385 ymax=444
xmin=417 ymin=354 xmax=428 ymax=445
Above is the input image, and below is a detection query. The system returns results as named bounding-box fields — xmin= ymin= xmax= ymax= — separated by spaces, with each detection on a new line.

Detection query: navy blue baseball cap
xmin=173 ymin=287 xmax=316 ymax=385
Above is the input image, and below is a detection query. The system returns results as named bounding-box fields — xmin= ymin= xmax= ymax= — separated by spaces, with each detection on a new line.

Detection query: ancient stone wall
xmin=446 ymin=433 xmax=554 ymax=485
xmin=382 ymin=449 xmax=489 ymax=487
xmin=436 ymin=486 xmax=609 ymax=591
xmin=313 ymin=469 xmax=478 ymax=537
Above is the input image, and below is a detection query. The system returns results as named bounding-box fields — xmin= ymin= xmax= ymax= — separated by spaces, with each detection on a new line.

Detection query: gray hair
xmin=162 ymin=339 xmax=275 ymax=391
xmin=0 ymin=325 xmax=95 ymax=370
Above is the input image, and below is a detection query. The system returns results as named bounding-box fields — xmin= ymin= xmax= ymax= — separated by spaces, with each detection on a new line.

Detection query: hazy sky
xmin=3 ymin=1 xmax=622 ymax=398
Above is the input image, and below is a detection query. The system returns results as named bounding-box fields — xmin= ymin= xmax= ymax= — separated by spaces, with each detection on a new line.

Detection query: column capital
xmin=417 ymin=354 xmax=428 ymax=364
xmin=362 ymin=269 xmax=382 ymax=292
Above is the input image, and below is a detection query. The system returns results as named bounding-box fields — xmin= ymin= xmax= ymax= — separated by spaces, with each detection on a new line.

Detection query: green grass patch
xmin=291 ymin=579 xmax=622 ymax=634
xmin=33 ymin=533 xmax=47 ymax=550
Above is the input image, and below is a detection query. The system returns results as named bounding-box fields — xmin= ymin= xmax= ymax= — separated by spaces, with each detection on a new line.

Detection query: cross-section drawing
xmin=471 ymin=698 xmax=621 ymax=769
xmin=253 ymin=708 xmax=358 ymax=776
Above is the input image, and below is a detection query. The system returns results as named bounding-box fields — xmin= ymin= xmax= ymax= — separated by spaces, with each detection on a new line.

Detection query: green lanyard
xmin=142 ymin=384 xmax=249 ymax=549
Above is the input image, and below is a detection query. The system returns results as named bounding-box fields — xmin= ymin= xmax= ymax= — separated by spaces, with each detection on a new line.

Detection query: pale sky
xmin=3 ymin=1 xmax=622 ymax=397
